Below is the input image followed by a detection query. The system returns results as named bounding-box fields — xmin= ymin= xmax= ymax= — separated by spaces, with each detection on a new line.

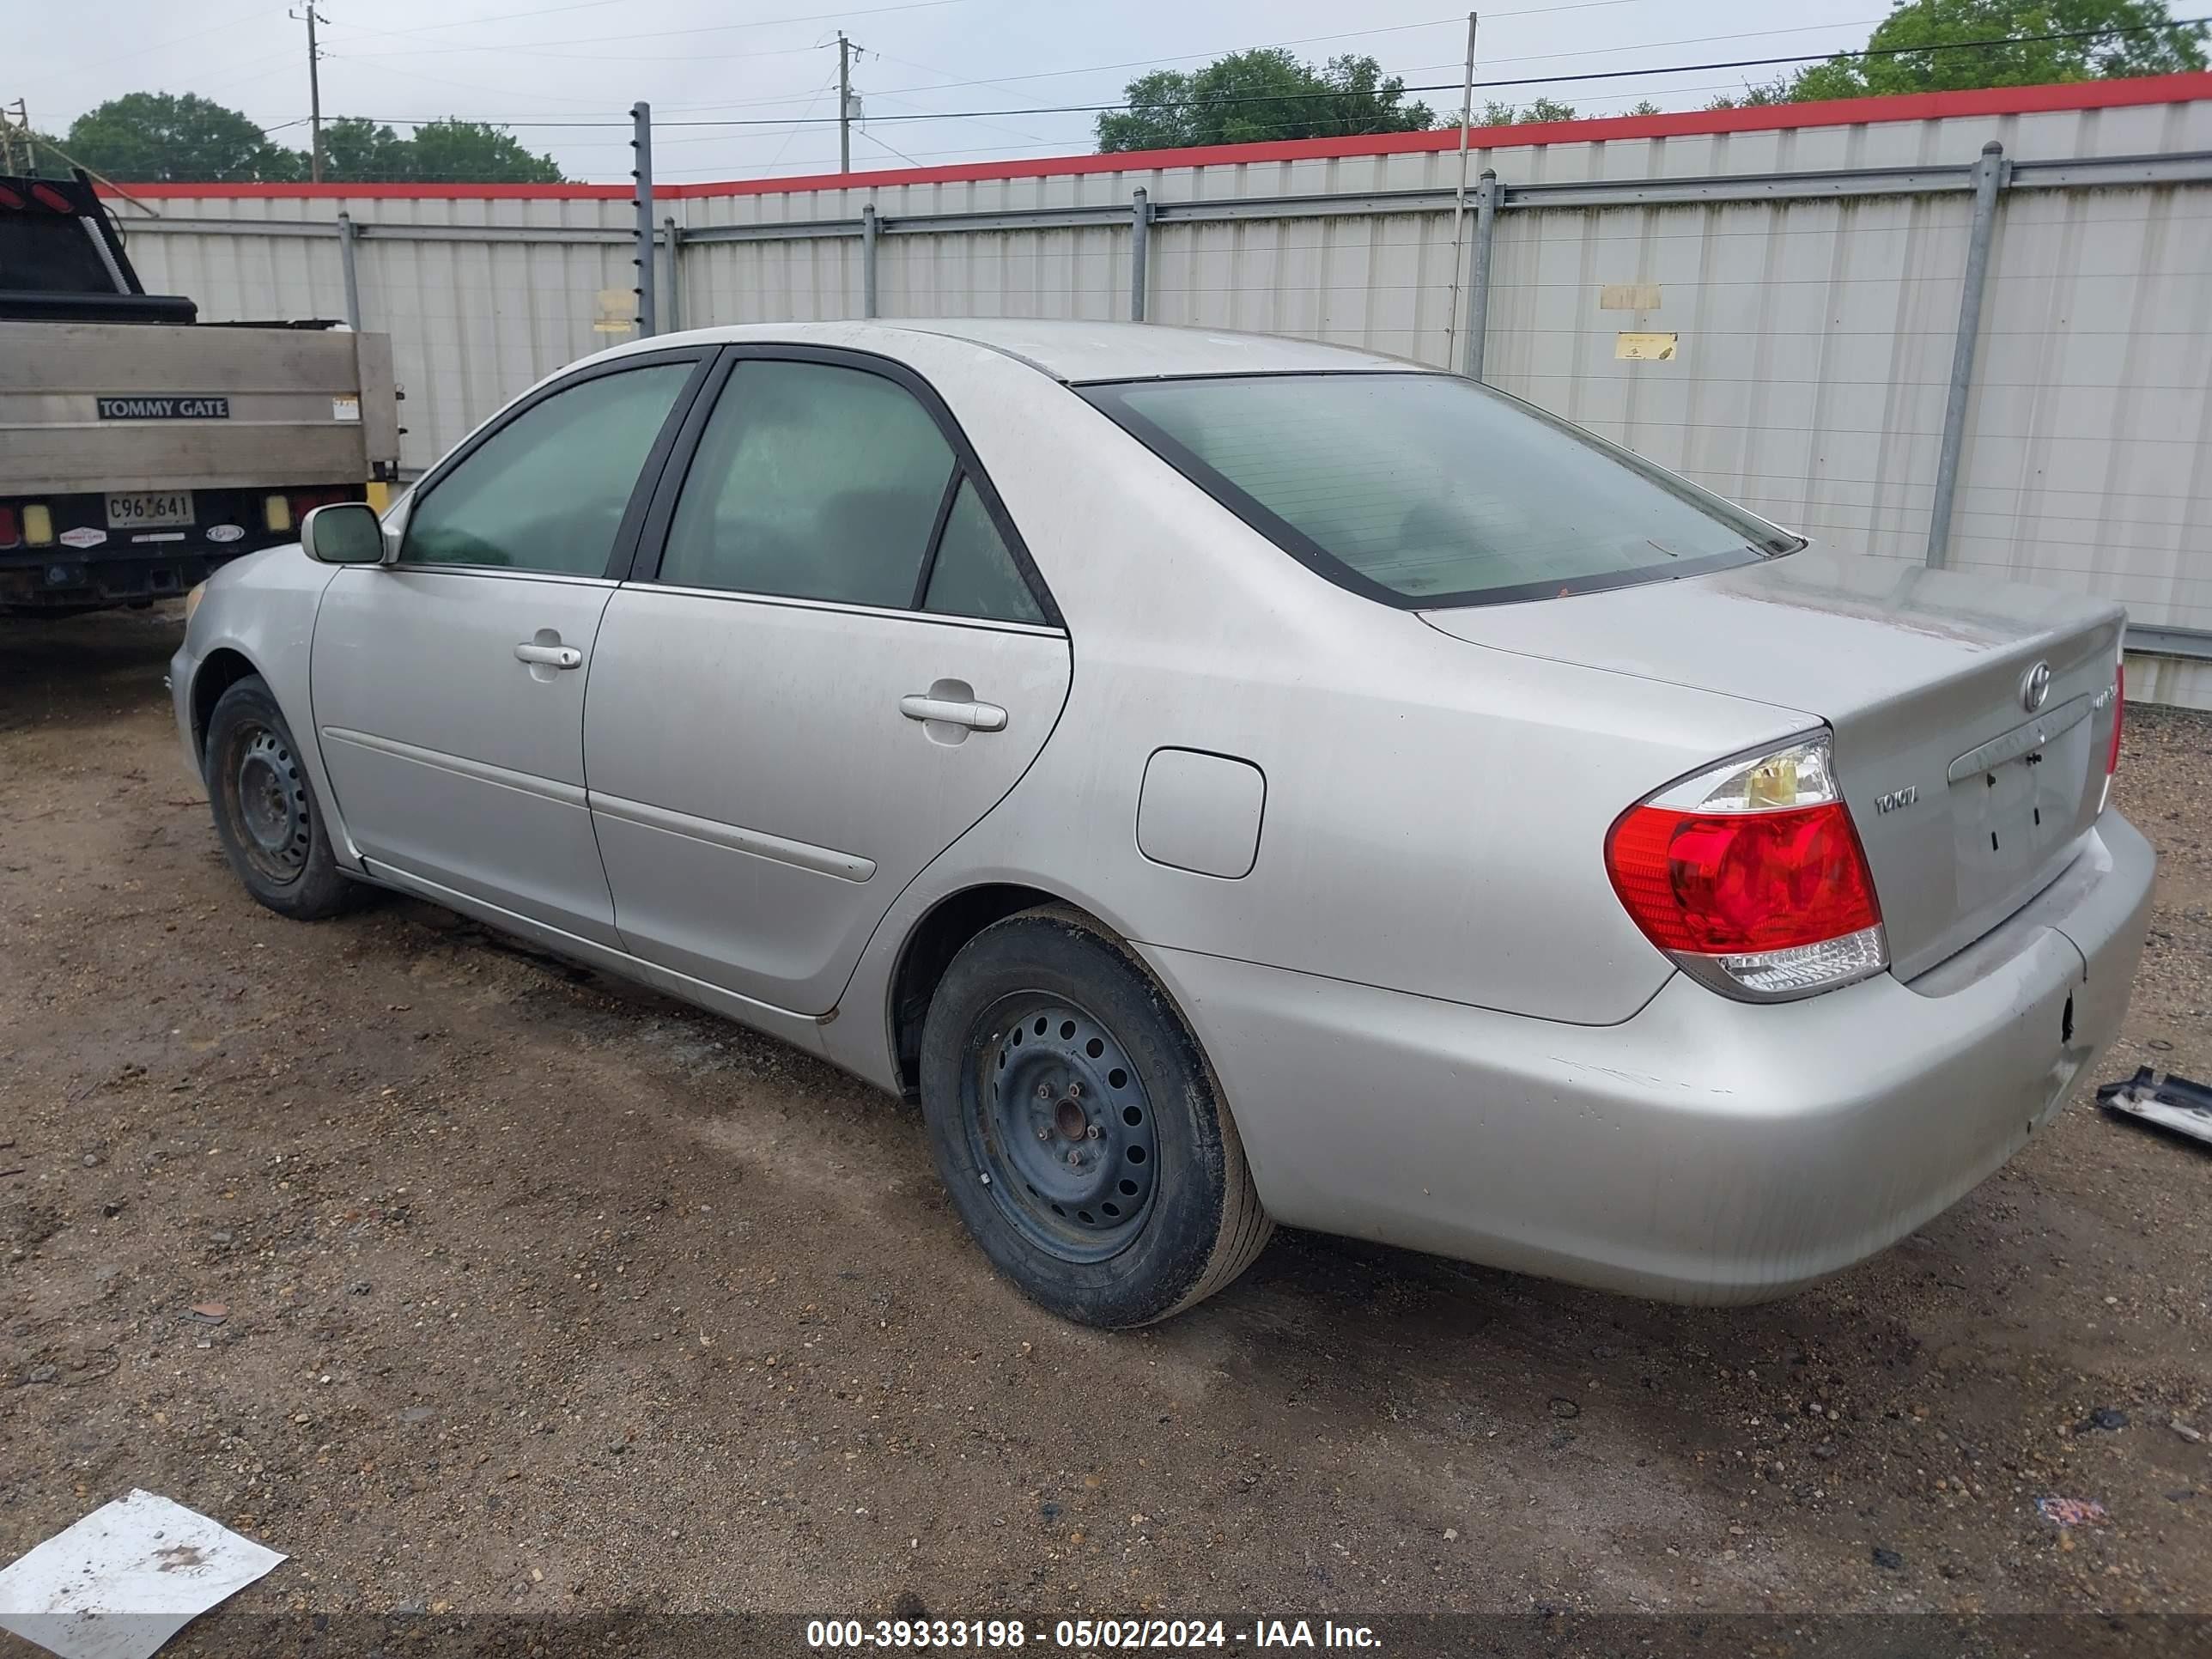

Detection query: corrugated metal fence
xmin=112 ymin=80 xmax=2212 ymax=703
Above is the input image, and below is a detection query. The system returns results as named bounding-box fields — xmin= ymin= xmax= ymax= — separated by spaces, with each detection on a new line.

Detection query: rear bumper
xmin=0 ymin=486 xmax=360 ymax=611
xmin=1140 ymin=812 xmax=2154 ymax=1304
xmin=0 ymin=547 xmax=234 ymax=611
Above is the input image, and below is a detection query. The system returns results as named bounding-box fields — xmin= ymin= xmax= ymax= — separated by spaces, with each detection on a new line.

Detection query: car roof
xmin=639 ymin=318 xmax=1423 ymax=383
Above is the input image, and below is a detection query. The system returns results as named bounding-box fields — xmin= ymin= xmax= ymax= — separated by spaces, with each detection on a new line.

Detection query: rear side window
xmin=923 ymin=478 xmax=1045 ymax=625
xmin=660 ymin=359 xmax=955 ymax=609
xmin=1084 ymin=373 xmax=1790 ymax=608
xmin=401 ymin=363 xmax=692 ymax=574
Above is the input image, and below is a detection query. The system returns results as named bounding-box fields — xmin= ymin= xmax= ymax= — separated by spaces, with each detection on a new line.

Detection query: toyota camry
xmin=172 ymin=320 xmax=2153 ymax=1327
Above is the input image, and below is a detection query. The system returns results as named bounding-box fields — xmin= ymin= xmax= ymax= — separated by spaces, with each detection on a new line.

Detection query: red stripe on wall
xmin=94 ymin=70 xmax=2212 ymax=203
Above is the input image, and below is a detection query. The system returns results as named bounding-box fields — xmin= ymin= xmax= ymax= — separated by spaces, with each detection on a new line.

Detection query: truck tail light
xmin=264 ymin=495 xmax=293 ymax=533
xmin=21 ymin=503 xmax=53 ymax=545
xmin=0 ymin=507 xmax=15 ymax=548
xmin=1605 ymin=734 xmax=1887 ymax=1001
xmin=289 ymin=489 xmax=351 ymax=523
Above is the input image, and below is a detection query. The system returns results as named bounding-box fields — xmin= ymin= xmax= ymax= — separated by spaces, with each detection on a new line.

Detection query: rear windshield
xmin=1082 ymin=371 xmax=1792 ymax=609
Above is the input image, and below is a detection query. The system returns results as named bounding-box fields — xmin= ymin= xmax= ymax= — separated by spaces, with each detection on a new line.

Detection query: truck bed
xmin=0 ymin=320 xmax=399 ymax=496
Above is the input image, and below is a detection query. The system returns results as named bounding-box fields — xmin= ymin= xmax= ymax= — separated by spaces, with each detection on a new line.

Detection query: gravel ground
xmin=2 ymin=605 xmax=2209 ymax=1639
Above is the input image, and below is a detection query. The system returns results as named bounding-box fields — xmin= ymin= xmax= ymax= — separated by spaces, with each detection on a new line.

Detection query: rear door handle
xmin=514 ymin=641 xmax=582 ymax=670
xmin=900 ymin=693 xmax=1006 ymax=732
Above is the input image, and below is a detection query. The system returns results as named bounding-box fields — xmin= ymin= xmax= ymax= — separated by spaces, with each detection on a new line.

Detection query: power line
xmin=338 ymin=15 xmax=2207 ymax=131
xmin=325 ymin=46 xmax=634 ymax=108
xmin=321 ymin=0 xmax=971 ymax=59
xmin=301 ymin=5 xmax=1859 ymax=126
xmin=333 ymin=0 xmax=1684 ymax=64
xmin=856 ymin=125 xmax=925 ymax=168
xmin=45 ymin=1 xmax=277 ymax=88
xmin=806 ymin=17 xmax=1886 ymax=141
xmin=763 ymin=68 xmax=839 ymax=173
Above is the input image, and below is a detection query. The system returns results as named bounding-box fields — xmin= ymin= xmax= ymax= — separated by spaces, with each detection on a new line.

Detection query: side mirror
xmin=301 ymin=501 xmax=390 ymax=565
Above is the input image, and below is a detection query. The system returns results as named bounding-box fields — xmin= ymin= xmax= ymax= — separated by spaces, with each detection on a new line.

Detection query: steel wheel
xmin=223 ymin=723 xmax=313 ymax=885
xmin=202 ymin=674 xmax=363 ymax=921
xmin=963 ymin=994 xmax=1158 ymax=1263
xmin=921 ymin=907 xmax=1273 ymax=1325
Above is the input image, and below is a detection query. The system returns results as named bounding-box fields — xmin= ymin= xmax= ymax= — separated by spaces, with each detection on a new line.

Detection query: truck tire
xmin=203 ymin=674 xmax=362 ymax=921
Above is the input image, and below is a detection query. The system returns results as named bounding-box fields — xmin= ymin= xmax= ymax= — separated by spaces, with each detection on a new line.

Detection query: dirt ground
xmin=3 ymin=605 xmax=2209 ymax=1635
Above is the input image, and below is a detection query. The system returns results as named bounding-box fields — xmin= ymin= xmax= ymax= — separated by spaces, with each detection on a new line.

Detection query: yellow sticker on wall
xmin=1615 ymin=331 xmax=1678 ymax=361
xmin=592 ymin=288 xmax=636 ymax=334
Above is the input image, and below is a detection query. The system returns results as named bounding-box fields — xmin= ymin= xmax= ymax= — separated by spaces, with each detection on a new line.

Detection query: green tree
xmin=395 ymin=118 xmax=564 ymax=184
xmin=319 ymin=117 xmax=414 ymax=181
xmin=62 ymin=92 xmax=302 ymax=183
xmin=1097 ymin=49 xmax=1436 ymax=151
xmin=1705 ymin=79 xmax=1795 ymax=111
xmin=1732 ymin=0 xmax=2204 ymax=105
xmin=316 ymin=116 xmax=562 ymax=183
xmin=1475 ymin=97 xmax=1581 ymax=125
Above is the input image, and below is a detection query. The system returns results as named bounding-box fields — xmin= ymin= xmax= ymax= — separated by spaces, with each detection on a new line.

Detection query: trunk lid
xmin=1420 ymin=549 xmax=2124 ymax=980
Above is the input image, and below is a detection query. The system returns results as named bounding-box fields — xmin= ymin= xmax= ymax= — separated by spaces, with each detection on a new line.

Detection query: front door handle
xmin=514 ymin=641 xmax=583 ymax=670
xmin=900 ymin=693 xmax=1006 ymax=732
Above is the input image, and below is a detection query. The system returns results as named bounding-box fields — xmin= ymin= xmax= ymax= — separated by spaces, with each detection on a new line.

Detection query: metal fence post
xmin=662 ymin=216 xmax=683 ymax=333
xmin=630 ymin=101 xmax=656 ymax=337
xmin=1928 ymin=140 xmax=2008 ymax=569
xmin=1130 ymin=187 xmax=1150 ymax=321
xmin=861 ymin=203 xmax=878 ymax=319
xmin=1463 ymin=169 xmax=1498 ymax=380
xmin=336 ymin=212 xmax=361 ymax=329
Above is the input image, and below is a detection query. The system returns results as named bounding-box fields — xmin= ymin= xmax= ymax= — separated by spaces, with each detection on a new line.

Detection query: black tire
xmin=203 ymin=674 xmax=362 ymax=921
xmin=918 ymin=907 xmax=1272 ymax=1327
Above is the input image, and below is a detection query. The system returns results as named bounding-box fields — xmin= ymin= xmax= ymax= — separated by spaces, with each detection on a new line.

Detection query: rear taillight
xmin=0 ymin=507 xmax=16 ymax=549
xmin=1606 ymin=734 xmax=1887 ymax=1001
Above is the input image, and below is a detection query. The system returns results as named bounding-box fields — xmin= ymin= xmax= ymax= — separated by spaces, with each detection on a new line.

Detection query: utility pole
xmin=0 ymin=100 xmax=27 ymax=174
xmin=291 ymin=5 xmax=328 ymax=183
xmin=837 ymin=32 xmax=853 ymax=174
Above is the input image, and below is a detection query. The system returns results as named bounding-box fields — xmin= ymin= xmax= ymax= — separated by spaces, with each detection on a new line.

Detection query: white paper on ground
xmin=0 ymin=1490 xmax=286 ymax=1659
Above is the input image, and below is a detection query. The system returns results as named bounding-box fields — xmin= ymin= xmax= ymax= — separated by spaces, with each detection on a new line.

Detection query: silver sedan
xmin=172 ymin=320 xmax=2154 ymax=1326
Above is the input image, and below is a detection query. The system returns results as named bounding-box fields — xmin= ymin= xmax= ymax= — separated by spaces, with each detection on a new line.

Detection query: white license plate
xmin=105 ymin=491 xmax=195 ymax=529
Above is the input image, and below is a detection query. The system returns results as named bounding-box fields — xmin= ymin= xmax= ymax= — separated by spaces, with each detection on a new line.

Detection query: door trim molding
xmin=637 ymin=581 xmax=1066 ymax=637
xmin=590 ymin=788 xmax=877 ymax=882
xmin=320 ymin=726 xmax=587 ymax=807
xmin=358 ymin=860 xmax=834 ymax=1042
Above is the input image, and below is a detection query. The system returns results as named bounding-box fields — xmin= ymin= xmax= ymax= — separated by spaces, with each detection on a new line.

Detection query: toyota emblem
xmin=2021 ymin=660 xmax=2052 ymax=713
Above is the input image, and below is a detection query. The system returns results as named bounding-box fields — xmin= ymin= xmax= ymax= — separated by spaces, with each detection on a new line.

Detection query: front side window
xmin=1084 ymin=372 xmax=1793 ymax=609
xmin=659 ymin=359 xmax=956 ymax=609
xmin=400 ymin=362 xmax=692 ymax=574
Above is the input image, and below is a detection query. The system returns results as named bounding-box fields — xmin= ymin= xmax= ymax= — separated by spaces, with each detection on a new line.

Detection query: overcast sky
xmin=23 ymin=0 xmax=1889 ymax=184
